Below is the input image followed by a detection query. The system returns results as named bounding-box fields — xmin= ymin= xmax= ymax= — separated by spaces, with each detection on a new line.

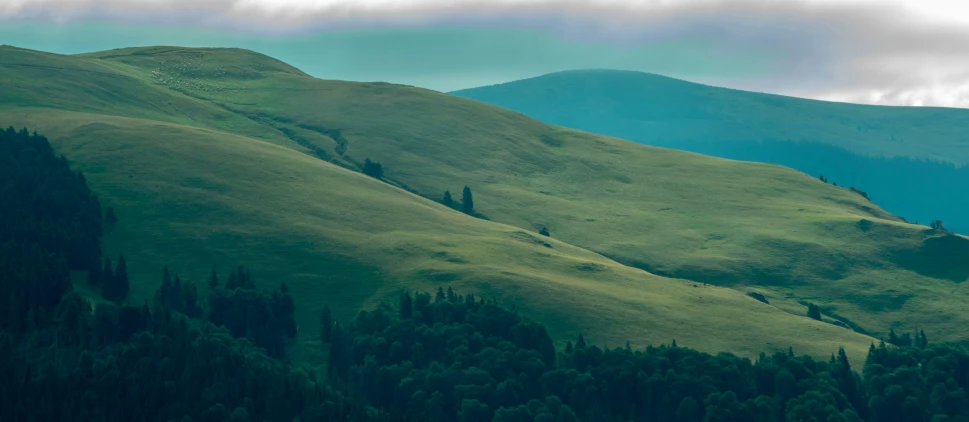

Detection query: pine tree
xmin=101 ymin=255 xmax=114 ymax=291
xmin=565 ymin=340 xmax=574 ymax=354
xmin=115 ymin=252 xmax=129 ymax=301
xmin=87 ymin=259 xmax=102 ymax=286
xmin=399 ymin=291 xmax=413 ymax=319
xmin=328 ymin=321 xmax=345 ymax=376
xmin=156 ymin=266 xmax=173 ymax=310
xmin=226 ymin=269 xmax=238 ymax=290
xmin=442 ymin=190 xmax=453 ymax=207
xmin=446 ymin=286 xmax=456 ymax=302
xmin=184 ymin=281 xmax=199 ymax=317
xmin=461 ymin=185 xmax=474 ymax=214
xmin=807 ymin=303 xmax=822 ymax=320
xmin=576 ymin=334 xmax=586 ymax=349
xmin=105 ymin=206 xmax=117 ymax=226
xmin=837 ymin=346 xmax=851 ymax=372
xmin=100 ymin=256 xmax=115 ymax=301
xmin=888 ymin=328 xmax=899 ymax=346
xmin=243 ymin=268 xmax=255 ymax=290
xmin=208 ymin=266 xmax=219 ymax=290
xmin=320 ymin=304 xmax=333 ymax=344
xmin=435 ymin=287 xmax=446 ymax=303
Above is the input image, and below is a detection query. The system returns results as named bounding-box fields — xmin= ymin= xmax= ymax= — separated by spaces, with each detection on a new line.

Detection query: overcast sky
xmin=3 ymin=0 xmax=969 ymax=107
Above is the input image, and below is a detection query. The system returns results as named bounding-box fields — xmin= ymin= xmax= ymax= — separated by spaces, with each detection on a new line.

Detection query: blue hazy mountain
xmin=451 ymin=70 xmax=969 ymax=234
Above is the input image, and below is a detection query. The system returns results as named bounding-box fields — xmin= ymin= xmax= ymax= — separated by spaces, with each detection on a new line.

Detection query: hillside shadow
xmin=893 ymin=234 xmax=969 ymax=282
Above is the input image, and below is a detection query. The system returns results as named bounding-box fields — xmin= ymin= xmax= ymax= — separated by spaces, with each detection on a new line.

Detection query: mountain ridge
xmin=450 ymin=67 xmax=969 ymax=233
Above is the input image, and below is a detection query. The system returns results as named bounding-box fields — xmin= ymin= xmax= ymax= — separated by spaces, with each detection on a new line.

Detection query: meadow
xmin=3 ymin=45 xmax=966 ymax=366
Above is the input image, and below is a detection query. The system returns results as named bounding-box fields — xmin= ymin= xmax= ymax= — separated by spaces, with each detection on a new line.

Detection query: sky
xmin=2 ymin=0 xmax=969 ymax=108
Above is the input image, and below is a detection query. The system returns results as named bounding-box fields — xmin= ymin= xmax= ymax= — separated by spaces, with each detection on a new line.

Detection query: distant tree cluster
xmin=887 ymin=327 xmax=929 ymax=349
xmin=930 ymin=220 xmax=949 ymax=232
xmin=440 ymin=185 xmax=478 ymax=216
xmin=363 ymin=157 xmax=384 ymax=179
xmin=98 ymin=251 xmax=130 ymax=302
xmin=820 ymin=174 xmax=871 ymax=201
xmin=207 ymin=265 xmax=298 ymax=359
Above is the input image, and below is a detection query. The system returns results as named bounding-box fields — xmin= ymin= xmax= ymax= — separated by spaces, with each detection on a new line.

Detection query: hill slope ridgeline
xmin=2 ymin=45 xmax=967 ymax=363
xmin=451 ymin=69 xmax=969 ymax=234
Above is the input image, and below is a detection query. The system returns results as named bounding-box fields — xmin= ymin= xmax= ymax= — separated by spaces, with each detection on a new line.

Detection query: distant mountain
xmin=451 ymin=69 xmax=969 ymax=233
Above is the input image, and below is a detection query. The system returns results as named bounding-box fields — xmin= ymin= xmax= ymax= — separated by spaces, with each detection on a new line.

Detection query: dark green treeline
xmin=323 ymin=288 xmax=969 ymax=422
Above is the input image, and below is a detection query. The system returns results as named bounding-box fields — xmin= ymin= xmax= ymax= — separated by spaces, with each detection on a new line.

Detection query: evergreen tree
xmin=807 ymin=303 xmax=822 ymax=320
xmin=399 ymin=291 xmax=413 ymax=319
xmin=320 ymin=304 xmax=333 ymax=344
xmin=101 ymin=255 xmax=114 ymax=291
xmin=115 ymin=251 xmax=129 ymax=301
xmin=328 ymin=322 xmax=346 ymax=376
xmin=435 ymin=287 xmax=446 ymax=303
xmin=837 ymin=346 xmax=851 ymax=372
xmin=105 ymin=206 xmax=117 ymax=225
xmin=462 ymin=185 xmax=474 ymax=214
xmin=576 ymin=334 xmax=586 ymax=348
xmin=226 ymin=269 xmax=239 ymax=290
xmin=565 ymin=340 xmax=573 ymax=354
xmin=208 ymin=266 xmax=219 ymax=290
xmin=87 ymin=259 xmax=102 ymax=286
xmin=442 ymin=190 xmax=453 ymax=207
xmin=184 ymin=281 xmax=200 ymax=318
xmin=539 ymin=227 xmax=550 ymax=237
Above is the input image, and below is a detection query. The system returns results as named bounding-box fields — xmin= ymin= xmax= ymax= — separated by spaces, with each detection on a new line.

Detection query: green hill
xmin=450 ymin=69 xmax=969 ymax=234
xmin=2 ymin=46 xmax=966 ymax=365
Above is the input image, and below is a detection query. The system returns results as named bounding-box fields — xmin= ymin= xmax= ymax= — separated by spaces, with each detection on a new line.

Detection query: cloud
xmin=2 ymin=0 xmax=969 ymax=107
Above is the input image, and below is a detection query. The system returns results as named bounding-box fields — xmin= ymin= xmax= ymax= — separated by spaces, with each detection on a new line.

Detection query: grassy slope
xmin=0 ymin=108 xmax=875 ymax=366
xmin=76 ymin=47 xmax=969 ymax=341
xmin=3 ymin=45 xmax=966 ymax=362
xmin=450 ymin=69 xmax=969 ymax=165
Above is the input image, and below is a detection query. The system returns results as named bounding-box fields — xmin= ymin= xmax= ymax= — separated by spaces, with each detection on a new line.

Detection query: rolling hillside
xmin=2 ymin=45 xmax=967 ymax=365
xmin=451 ymin=69 xmax=969 ymax=234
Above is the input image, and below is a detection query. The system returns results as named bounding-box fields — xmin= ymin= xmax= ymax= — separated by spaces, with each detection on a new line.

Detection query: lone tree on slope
xmin=320 ymin=304 xmax=333 ymax=344
xmin=462 ymin=185 xmax=474 ymax=214
xmin=807 ymin=303 xmax=822 ymax=321
xmin=442 ymin=190 xmax=453 ymax=207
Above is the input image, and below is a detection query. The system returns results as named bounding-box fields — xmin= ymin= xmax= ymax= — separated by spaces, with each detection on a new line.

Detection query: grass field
xmin=3 ymin=45 xmax=967 ymax=366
